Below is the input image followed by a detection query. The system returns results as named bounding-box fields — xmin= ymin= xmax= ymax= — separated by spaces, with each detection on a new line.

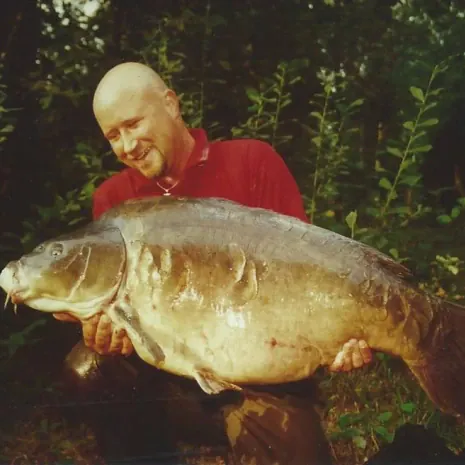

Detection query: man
xmin=54 ymin=62 xmax=373 ymax=462
xmin=57 ymin=61 xmax=372 ymax=373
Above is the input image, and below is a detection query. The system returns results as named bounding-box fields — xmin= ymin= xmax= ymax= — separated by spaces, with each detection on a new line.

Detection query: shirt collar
xmin=185 ymin=128 xmax=210 ymax=170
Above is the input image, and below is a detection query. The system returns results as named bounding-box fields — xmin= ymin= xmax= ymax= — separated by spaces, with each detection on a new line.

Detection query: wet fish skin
xmin=1 ymin=196 xmax=465 ymax=417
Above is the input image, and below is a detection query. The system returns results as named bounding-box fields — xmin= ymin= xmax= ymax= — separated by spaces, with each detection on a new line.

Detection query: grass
xmin=1 ymin=408 xmax=103 ymax=465
xmin=319 ymin=356 xmax=465 ymax=465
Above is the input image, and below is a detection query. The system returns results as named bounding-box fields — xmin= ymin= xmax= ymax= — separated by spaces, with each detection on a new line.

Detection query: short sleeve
xmin=246 ymin=141 xmax=309 ymax=223
xmin=92 ymin=185 xmax=114 ymax=220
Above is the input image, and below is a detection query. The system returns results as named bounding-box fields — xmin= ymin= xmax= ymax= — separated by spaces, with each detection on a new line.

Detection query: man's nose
xmin=121 ymin=133 xmax=137 ymax=158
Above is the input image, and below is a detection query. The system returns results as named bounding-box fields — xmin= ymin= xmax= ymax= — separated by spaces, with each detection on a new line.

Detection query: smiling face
xmin=93 ymin=64 xmax=185 ymax=179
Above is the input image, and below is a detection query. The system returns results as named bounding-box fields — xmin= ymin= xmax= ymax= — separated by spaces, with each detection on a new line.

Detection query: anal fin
xmin=193 ymin=368 xmax=243 ymax=395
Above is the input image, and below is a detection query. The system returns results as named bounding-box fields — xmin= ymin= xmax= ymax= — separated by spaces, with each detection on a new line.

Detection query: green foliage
xmin=0 ymin=320 xmax=46 ymax=361
xmin=377 ymin=63 xmax=446 ymax=225
xmin=231 ymin=59 xmax=307 ymax=147
xmin=303 ymin=68 xmax=365 ymax=223
xmin=0 ymin=83 xmax=16 ymax=144
xmin=321 ymin=358 xmax=465 ymax=463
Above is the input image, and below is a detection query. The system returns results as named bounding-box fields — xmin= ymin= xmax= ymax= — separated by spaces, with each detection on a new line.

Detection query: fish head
xmin=0 ymin=223 xmax=126 ymax=320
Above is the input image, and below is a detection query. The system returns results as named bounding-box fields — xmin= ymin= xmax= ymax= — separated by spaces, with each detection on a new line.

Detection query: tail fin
xmin=222 ymin=388 xmax=333 ymax=465
xmin=407 ymin=299 xmax=465 ymax=417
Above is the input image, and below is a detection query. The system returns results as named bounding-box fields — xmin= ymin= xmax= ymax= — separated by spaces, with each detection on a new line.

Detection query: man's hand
xmin=329 ymin=339 xmax=372 ymax=372
xmin=53 ymin=312 xmax=134 ymax=356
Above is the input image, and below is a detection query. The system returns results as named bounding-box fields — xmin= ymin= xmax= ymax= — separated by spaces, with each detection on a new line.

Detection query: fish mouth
xmin=0 ymin=263 xmax=29 ymax=313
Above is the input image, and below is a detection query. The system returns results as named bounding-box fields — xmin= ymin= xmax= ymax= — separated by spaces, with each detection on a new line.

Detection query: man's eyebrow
xmin=104 ymin=117 xmax=140 ymax=138
xmin=104 ymin=129 xmax=116 ymax=139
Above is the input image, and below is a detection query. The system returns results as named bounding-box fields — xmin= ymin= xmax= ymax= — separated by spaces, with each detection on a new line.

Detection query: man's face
xmin=95 ymin=86 xmax=179 ymax=178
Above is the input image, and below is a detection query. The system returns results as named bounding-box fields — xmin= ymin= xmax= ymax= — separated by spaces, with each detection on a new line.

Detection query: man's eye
xmin=127 ymin=120 xmax=140 ymax=128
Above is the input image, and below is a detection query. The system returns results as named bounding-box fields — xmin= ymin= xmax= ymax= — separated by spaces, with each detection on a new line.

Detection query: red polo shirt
xmin=92 ymin=129 xmax=308 ymax=222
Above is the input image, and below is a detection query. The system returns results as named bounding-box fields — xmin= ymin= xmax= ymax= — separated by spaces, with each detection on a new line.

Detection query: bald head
xmin=90 ymin=62 xmax=192 ymax=180
xmin=93 ymin=62 xmax=168 ymax=118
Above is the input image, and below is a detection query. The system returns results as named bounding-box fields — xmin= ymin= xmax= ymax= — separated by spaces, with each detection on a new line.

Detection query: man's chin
xmin=137 ymin=158 xmax=165 ymax=179
xmin=141 ymin=167 xmax=163 ymax=178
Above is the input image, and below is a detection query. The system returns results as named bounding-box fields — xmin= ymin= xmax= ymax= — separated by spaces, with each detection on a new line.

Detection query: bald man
xmin=55 ymin=62 xmax=372 ymax=373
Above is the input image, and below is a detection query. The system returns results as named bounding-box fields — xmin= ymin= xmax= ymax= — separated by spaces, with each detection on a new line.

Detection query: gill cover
xmin=18 ymin=223 xmax=126 ymax=312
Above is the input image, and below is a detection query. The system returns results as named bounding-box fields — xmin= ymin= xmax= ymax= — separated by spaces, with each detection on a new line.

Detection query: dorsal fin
xmin=361 ymin=244 xmax=414 ymax=281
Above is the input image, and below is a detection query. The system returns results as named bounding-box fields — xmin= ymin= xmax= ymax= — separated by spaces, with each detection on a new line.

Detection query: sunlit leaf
xmin=0 ymin=124 xmax=14 ymax=134
xmin=403 ymin=121 xmax=415 ymax=131
xmin=375 ymin=160 xmax=386 ymax=172
xmin=429 ymin=88 xmax=444 ymax=96
xmin=447 ymin=265 xmax=459 ymax=275
xmin=377 ymin=411 xmax=393 ymax=423
xmin=375 ymin=426 xmax=394 ymax=443
xmin=348 ymin=98 xmax=364 ymax=110
xmin=411 ymin=130 xmax=427 ymax=142
xmin=437 ymin=214 xmax=452 ymax=225
xmin=386 ymin=147 xmax=403 ymax=158
xmin=410 ymin=86 xmax=425 ymax=102
xmin=389 ymin=249 xmax=399 ymax=259
xmin=400 ymin=402 xmax=416 ymax=413
xmin=379 ymin=177 xmax=392 ymax=190
xmin=345 ymin=210 xmax=357 ymax=230
xmin=418 ymin=118 xmax=439 ymax=127
xmin=451 ymin=206 xmax=461 ymax=219
xmin=391 ymin=206 xmax=411 ymax=215
xmin=353 ymin=436 xmax=367 ymax=449
xmin=245 ymin=87 xmax=260 ymax=103
xmin=409 ymin=144 xmax=432 ymax=153
xmin=338 ymin=412 xmax=364 ymax=428
xmin=400 ymin=175 xmax=422 ymax=186
xmin=424 ymin=102 xmax=438 ymax=112
xmin=312 ymin=136 xmax=322 ymax=148
xmin=400 ymin=159 xmax=413 ymax=171
xmin=219 ymin=60 xmax=231 ymax=70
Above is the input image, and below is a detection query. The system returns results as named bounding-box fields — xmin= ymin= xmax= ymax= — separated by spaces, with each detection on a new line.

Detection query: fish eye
xmin=50 ymin=243 xmax=64 ymax=258
xmin=34 ymin=244 xmax=45 ymax=253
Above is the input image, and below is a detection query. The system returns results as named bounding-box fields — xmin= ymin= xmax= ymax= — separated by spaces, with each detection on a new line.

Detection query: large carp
xmin=1 ymin=197 xmax=465 ymax=416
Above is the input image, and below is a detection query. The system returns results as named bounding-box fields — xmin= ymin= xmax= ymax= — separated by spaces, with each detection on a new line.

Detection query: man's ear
xmin=164 ymin=89 xmax=181 ymax=119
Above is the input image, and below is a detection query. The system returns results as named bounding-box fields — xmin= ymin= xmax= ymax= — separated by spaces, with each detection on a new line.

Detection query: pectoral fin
xmin=108 ymin=299 xmax=165 ymax=365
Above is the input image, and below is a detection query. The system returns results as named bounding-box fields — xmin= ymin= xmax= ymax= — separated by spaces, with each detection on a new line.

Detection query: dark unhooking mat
xmin=0 ymin=324 xmax=333 ymax=465
xmin=1 ymin=317 xmax=464 ymax=465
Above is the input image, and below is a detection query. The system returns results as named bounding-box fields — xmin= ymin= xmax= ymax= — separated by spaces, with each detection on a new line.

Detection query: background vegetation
xmin=1 ymin=0 xmax=465 ymax=464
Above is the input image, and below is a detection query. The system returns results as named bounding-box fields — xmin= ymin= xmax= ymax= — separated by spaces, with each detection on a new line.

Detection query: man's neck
xmin=160 ymin=127 xmax=195 ymax=186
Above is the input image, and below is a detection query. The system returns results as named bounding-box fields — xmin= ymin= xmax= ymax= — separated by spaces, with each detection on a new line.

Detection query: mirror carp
xmin=1 ymin=197 xmax=465 ymax=417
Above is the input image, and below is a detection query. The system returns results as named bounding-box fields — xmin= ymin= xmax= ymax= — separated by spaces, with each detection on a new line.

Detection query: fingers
xmin=329 ymin=350 xmax=345 ymax=372
xmin=359 ymin=340 xmax=373 ymax=365
xmin=94 ymin=314 xmax=113 ymax=354
xmin=350 ymin=339 xmax=365 ymax=369
xmin=82 ymin=313 xmax=102 ymax=351
xmin=121 ymin=335 xmax=134 ymax=356
xmin=53 ymin=312 xmax=80 ymax=323
xmin=108 ymin=327 xmax=128 ymax=355
xmin=82 ymin=313 xmax=133 ymax=356
xmin=329 ymin=339 xmax=372 ymax=373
